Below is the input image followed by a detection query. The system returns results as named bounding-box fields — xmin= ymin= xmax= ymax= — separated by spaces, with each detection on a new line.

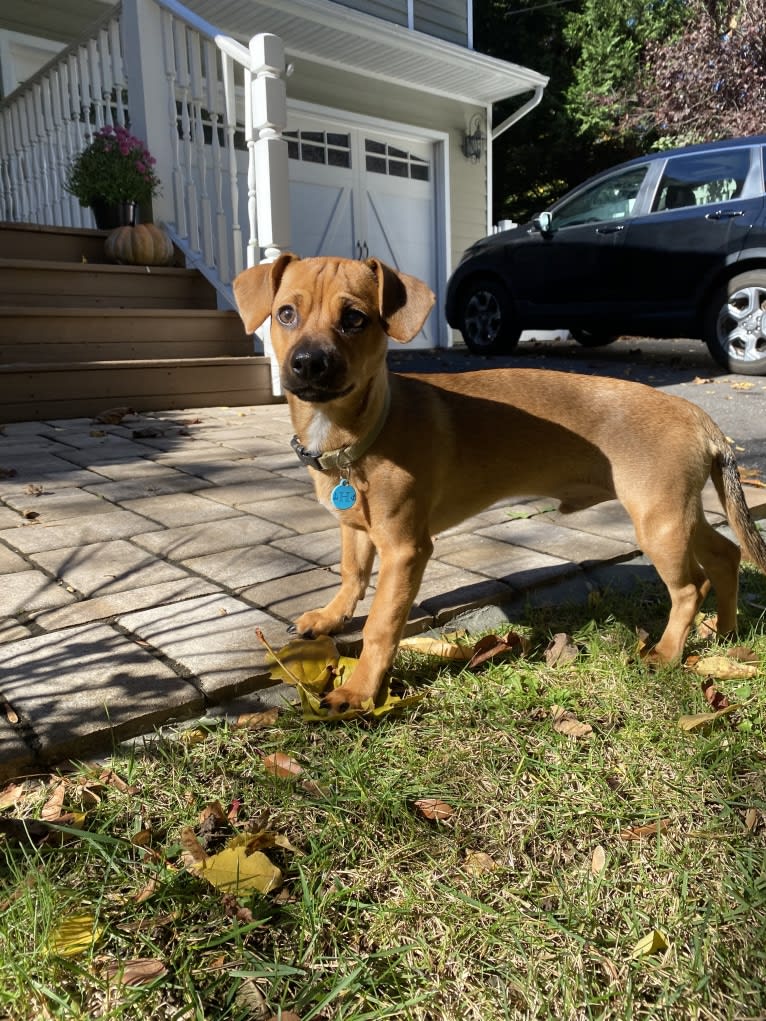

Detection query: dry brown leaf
xmin=591 ymin=845 xmax=607 ymax=875
xmin=0 ymin=782 xmax=26 ymax=812
xmin=726 ymin=646 xmax=759 ymax=664
xmin=99 ymin=768 xmax=136 ymax=794
xmin=300 ymin=778 xmax=330 ymax=798
xmin=103 ymin=958 xmax=168 ymax=986
xmin=2 ymin=698 xmax=19 ymax=725
xmin=466 ymin=631 xmax=531 ymax=670
xmin=235 ymin=977 xmax=270 ymax=1019
xmin=234 ymin=707 xmax=280 ymax=730
xmin=262 ymin=752 xmax=304 ymax=779
xmin=179 ymin=825 xmax=208 ymax=866
xmin=41 ymin=781 xmax=68 ymax=822
xmin=550 ymin=705 xmax=593 ymax=739
xmin=414 ymin=798 xmax=454 ymax=821
xmin=462 ymin=850 xmax=498 ymax=876
xmin=688 ymin=654 xmax=758 ymax=680
xmin=398 ymin=633 xmax=472 ymax=660
xmin=93 ymin=406 xmax=134 ymax=424
xmin=744 ymin=808 xmax=760 ymax=832
xmin=701 ymin=680 xmax=730 ymax=711
xmin=678 ymin=703 xmax=740 ymax=732
xmin=544 ymin=633 xmax=579 ymax=667
xmin=619 ymin=819 xmax=671 ymax=841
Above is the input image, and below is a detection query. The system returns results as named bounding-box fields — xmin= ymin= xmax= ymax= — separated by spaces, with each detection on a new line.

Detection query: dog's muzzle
xmin=283 ymin=341 xmax=349 ymax=402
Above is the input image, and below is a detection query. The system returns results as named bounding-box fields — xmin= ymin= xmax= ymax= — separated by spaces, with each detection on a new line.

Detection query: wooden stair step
xmin=0 ymin=221 xmax=112 ymax=263
xmin=0 ymin=307 xmax=251 ymax=361
xmin=0 ymin=357 xmax=278 ymax=423
xmin=0 ymin=259 xmax=218 ymax=309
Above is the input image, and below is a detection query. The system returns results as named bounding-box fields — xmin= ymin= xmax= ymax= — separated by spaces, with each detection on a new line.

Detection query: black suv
xmin=445 ymin=136 xmax=766 ymax=375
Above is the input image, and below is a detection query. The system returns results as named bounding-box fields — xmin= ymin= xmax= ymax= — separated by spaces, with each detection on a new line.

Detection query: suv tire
xmin=457 ymin=277 xmax=520 ymax=355
xmin=570 ymin=328 xmax=618 ymax=348
xmin=704 ymin=271 xmax=766 ymax=375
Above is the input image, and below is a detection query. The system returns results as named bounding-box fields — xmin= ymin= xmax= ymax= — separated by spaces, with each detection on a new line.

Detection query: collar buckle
xmin=290 ymin=435 xmax=327 ymax=472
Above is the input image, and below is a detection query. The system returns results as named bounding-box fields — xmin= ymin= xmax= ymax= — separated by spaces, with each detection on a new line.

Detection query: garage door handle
xmin=706 ymin=209 xmax=745 ymax=220
xmin=595 ymin=224 xmax=624 ymax=235
xmin=356 ymin=241 xmax=370 ymax=259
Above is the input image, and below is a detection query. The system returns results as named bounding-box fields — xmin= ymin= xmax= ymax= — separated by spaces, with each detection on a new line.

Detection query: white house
xmin=0 ymin=0 xmax=548 ymax=352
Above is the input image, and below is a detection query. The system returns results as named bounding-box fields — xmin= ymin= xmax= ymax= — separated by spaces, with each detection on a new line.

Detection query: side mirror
xmin=534 ymin=211 xmax=553 ymax=234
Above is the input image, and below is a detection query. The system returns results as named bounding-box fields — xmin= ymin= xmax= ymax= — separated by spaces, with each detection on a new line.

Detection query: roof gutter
xmin=492 ymin=84 xmax=545 ymax=140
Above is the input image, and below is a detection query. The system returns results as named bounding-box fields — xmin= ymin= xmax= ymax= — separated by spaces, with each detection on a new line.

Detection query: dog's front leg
xmin=321 ymin=534 xmax=433 ymax=715
xmin=295 ymin=523 xmax=375 ymax=638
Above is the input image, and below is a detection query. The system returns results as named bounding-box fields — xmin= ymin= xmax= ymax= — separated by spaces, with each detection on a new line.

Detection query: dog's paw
xmin=294 ymin=608 xmax=346 ymax=638
xmin=319 ymin=685 xmax=371 ymax=717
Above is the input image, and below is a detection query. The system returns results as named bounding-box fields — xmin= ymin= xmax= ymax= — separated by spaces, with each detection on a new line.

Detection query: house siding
xmin=414 ymin=0 xmax=468 ymax=46
xmin=334 ymin=0 xmax=469 ymax=46
xmin=334 ymin=0 xmax=408 ymax=28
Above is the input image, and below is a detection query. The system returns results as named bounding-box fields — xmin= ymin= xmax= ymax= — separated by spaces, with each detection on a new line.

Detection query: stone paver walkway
xmin=1 ymin=399 xmax=764 ymax=779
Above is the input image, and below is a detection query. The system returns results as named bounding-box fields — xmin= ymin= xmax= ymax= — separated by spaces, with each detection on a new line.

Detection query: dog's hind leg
xmin=692 ymin=518 xmax=741 ymax=636
xmin=295 ymin=523 xmax=376 ymax=638
xmin=631 ymin=502 xmax=710 ymax=663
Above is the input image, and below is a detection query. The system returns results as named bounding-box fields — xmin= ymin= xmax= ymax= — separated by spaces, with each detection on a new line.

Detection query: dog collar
xmin=290 ymin=388 xmax=391 ymax=473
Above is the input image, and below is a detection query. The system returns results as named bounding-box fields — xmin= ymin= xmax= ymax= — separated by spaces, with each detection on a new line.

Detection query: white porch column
xmin=120 ymin=0 xmax=176 ymax=225
xmin=249 ymin=32 xmax=290 ymax=393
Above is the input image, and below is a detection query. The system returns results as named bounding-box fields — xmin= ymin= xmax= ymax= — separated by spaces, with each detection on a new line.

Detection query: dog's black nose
xmin=290 ymin=344 xmax=337 ymax=383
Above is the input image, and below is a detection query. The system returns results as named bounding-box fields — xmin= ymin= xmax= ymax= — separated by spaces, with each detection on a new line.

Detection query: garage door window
xmin=285 ymin=131 xmax=352 ymax=168
xmin=365 ymin=139 xmax=430 ymax=181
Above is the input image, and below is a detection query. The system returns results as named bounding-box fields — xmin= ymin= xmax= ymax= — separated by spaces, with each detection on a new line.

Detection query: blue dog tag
xmin=331 ymin=479 xmax=357 ymax=510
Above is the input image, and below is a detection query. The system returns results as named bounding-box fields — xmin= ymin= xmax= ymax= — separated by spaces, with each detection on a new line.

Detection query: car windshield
xmin=551 ymin=165 xmax=649 ymax=229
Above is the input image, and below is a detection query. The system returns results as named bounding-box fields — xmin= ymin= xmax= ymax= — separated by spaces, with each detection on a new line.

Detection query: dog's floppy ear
xmin=232 ymin=253 xmax=298 ymax=333
xmin=366 ymin=258 xmax=436 ymax=343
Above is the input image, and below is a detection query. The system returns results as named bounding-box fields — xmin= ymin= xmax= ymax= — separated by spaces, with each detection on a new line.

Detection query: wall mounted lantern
xmin=462 ymin=114 xmax=486 ymax=162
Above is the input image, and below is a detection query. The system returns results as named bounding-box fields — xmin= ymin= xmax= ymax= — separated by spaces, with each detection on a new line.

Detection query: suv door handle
xmin=706 ymin=209 xmax=745 ymax=220
xmin=595 ymin=224 xmax=625 ymax=234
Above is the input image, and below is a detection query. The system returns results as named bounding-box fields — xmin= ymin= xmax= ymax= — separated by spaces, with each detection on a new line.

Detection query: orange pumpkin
xmin=104 ymin=223 xmax=175 ymax=266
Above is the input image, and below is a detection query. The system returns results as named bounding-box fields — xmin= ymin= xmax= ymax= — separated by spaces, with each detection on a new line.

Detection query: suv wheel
xmin=458 ymin=278 xmax=520 ymax=355
xmin=570 ymin=328 xmax=618 ymax=348
xmin=704 ymin=271 xmax=766 ymax=375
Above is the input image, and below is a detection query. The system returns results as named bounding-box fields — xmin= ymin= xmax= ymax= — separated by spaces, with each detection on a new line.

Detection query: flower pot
xmin=90 ymin=200 xmax=137 ymax=230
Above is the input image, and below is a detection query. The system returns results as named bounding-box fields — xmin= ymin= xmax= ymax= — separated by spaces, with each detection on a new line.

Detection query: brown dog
xmin=234 ymin=254 xmax=766 ymax=714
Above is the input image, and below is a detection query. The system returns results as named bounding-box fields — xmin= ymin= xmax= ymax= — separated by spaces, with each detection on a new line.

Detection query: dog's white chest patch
xmin=307 ymin=411 xmax=332 ymax=452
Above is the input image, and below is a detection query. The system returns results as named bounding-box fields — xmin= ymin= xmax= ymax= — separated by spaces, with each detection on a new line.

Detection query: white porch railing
xmin=0 ymin=0 xmax=291 ymax=385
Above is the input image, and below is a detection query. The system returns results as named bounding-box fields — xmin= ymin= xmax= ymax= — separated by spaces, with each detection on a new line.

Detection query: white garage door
xmin=286 ymin=116 xmax=440 ymax=349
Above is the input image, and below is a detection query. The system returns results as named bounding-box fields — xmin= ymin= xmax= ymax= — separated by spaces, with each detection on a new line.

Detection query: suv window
xmin=552 ymin=165 xmax=648 ymax=229
xmin=652 ymin=148 xmax=752 ymax=212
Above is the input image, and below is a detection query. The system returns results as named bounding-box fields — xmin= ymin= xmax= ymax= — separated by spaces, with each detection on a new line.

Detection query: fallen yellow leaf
xmin=194 ymin=846 xmax=282 ymax=894
xmin=48 ymin=913 xmax=104 ymax=958
xmin=631 ymin=929 xmax=669 ymax=958
xmin=264 ymin=635 xmax=339 ymax=691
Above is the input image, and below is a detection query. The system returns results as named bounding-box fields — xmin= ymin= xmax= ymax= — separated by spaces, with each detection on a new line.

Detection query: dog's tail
xmin=710 ymin=431 xmax=766 ymax=572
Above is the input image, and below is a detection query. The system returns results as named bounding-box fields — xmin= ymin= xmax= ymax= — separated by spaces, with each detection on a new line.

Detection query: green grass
xmin=1 ymin=571 xmax=766 ymax=1021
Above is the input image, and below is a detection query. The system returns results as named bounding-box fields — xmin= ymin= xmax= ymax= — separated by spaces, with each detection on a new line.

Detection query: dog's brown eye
xmin=340 ymin=308 xmax=368 ymax=333
xmin=277 ymin=305 xmax=297 ymax=326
